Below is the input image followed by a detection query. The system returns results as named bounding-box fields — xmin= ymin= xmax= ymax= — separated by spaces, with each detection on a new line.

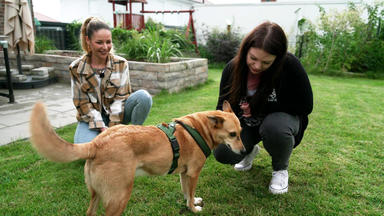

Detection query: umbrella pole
xmin=0 ymin=41 xmax=15 ymax=103
xmin=16 ymin=44 xmax=23 ymax=74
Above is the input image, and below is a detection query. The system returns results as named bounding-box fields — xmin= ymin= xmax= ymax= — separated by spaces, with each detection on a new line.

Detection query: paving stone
xmin=0 ymin=123 xmax=30 ymax=146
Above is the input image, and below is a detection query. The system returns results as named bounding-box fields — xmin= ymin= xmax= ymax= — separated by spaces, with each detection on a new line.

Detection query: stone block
xmin=143 ymin=63 xmax=170 ymax=73
xmin=55 ymin=64 xmax=69 ymax=71
xmin=12 ymin=74 xmax=28 ymax=82
xmin=31 ymin=74 xmax=49 ymax=80
xmin=129 ymin=70 xmax=157 ymax=81
xmin=0 ymin=68 xmax=18 ymax=76
xmin=31 ymin=67 xmax=54 ymax=76
xmin=169 ymin=62 xmax=187 ymax=72
xmin=129 ymin=61 xmax=146 ymax=71
xmin=22 ymin=64 xmax=34 ymax=71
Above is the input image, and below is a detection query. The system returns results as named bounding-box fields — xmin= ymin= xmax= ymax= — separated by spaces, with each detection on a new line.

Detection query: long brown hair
xmin=227 ymin=21 xmax=287 ymax=115
xmin=80 ymin=17 xmax=111 ymax=55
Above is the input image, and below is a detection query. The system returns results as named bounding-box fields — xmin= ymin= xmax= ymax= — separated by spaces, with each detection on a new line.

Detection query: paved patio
xmin=0 ymin=83 xmax=77 ymax=146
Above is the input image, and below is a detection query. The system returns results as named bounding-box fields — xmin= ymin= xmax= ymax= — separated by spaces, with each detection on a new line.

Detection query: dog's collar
xmin=175 ymin=120 xmax=211 ymax=158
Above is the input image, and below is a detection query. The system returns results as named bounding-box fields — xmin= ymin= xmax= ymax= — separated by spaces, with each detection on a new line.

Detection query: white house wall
xmin=40 ymin=0 xmax=375 ymax=49
xmin=58 ymin=0 xmax=196 ymax=27
xmin=132 ymin=0 xmax=194 ymax=27
xmin=194 ymin=0 xmax=371 ymax=49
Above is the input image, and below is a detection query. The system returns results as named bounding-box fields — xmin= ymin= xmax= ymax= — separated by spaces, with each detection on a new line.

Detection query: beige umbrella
xmin=4 ymin=0 xmax=35 ymax=53
xmin=4 ymin=0 xmax=22 ymax=49
xmin=4 ymin=0 xmax=35 ymax=74
xmin=18 ymin=0 xmax=35 ymax=54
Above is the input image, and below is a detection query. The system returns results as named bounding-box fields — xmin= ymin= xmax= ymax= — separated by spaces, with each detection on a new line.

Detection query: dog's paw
xmin=194 ymin=197 xmax=203 ymax=206
xmin=194 ymin=206 xmax=203 ymax=212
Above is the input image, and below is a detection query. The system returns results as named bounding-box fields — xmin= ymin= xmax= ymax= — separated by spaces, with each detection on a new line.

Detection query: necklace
xmin=91 ymin=66 xmax=106 ymax=78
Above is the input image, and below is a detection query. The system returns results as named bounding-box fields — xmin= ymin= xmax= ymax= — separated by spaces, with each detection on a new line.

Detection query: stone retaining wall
xmin=0 ymin=52 xmax=208 ymax=95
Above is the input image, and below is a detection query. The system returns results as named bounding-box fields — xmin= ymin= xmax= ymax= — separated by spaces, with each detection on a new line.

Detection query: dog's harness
xmin=175 ymin=120 xmax=211 ymax=158
xmin=156 ymin=121 xmax=211 ymax=174
xmin=157 ymin=122 xmax=179 ymax=174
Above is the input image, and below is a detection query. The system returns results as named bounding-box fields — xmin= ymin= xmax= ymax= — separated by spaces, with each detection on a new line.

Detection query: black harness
xmin=156 ymin=120 xmax=211 ymax=174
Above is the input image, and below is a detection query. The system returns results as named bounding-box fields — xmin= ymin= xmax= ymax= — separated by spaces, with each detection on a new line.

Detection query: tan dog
xmin=30 ymin=101 xmax=245 ymax=215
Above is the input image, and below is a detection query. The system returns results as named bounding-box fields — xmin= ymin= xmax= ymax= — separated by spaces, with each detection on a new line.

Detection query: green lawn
xmin=0 ymin=67 xmax=383 ymax=215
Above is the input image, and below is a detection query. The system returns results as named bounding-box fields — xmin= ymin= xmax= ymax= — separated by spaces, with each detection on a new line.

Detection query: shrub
xmin=199 ymin=26 xmax=242 ymax=64
xmin=297 ymin=2 xmax=384 ymax=78
xmin=112 ymin=20 xmax=194 ymax=63
xmin=34 ymin=36 xmax=57 ymax=53
xmin=112 ymin=27 xmax=136 ymax=50
xmin=65 ymin=21 xmax=82 ymax=51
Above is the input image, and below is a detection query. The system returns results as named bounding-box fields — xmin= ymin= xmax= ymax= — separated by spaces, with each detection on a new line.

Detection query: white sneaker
xmin=234 ymin=145 xmax=260 ymax=171
xmin=269 ymin=170 xmax=289 ymax=194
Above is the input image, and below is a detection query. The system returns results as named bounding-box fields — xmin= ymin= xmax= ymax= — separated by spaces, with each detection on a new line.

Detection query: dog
xmin=29 ymin=100 xmax=245 ymax=215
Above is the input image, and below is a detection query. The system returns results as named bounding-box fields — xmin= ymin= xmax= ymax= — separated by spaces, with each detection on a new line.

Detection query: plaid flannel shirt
xmin=69 ymin=54 xmax=132 ymax=129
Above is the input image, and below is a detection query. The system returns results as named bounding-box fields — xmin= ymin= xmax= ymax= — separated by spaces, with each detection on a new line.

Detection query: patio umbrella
xmin=4 ymin=0 xmax=35 ymax=74
xmin=18 ymin=0 xmax=35 ymax=54
xmin=4 ymin=0 xmax=22 ymax=49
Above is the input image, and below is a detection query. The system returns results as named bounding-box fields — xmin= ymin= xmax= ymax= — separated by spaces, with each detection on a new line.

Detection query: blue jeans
xmin=74 ymin=90 xmax=152 ymax=143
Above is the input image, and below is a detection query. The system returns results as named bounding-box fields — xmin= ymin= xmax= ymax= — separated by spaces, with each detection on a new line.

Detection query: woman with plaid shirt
xmin=70 ymin=17 xmax=152 ymax=143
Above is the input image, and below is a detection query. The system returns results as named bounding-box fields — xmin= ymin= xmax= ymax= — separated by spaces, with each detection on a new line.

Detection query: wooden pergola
xmin=108 ymin=0 xmax=198 ymax=53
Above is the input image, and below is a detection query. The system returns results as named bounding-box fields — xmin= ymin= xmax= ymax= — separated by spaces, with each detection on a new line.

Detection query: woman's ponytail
xmin=80 ymin=17 xmax=110 ymax=55
xmin=80 ymin=17 xmax=94 ymax=54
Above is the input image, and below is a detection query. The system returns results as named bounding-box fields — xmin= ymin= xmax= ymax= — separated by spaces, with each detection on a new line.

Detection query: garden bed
xmin=0 ymin=51 xmax=208 ymax=95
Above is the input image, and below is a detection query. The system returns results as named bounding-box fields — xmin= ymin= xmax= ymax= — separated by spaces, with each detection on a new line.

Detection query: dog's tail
xmin=29 ymin=102 xmax=94 ymax=163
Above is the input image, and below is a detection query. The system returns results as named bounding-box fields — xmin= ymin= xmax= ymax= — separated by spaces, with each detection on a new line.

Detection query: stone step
xmin=31 ymin=74 xmax=49 ymax=80
xmin=12 ymin=74 xmax=28 ymax=82
xmin=22 ymin=64 xmax=34 ymax=72
xmin=0 ymin=68 xmax=19 ymax=76
xmin=31 ymin=67 xmax=55 ymax=76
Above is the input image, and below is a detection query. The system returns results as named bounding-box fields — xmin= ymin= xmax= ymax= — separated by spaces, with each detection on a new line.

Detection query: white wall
xmin=131 ymin=0 xmax=195 ymax=27
xmin=33 ymin=0 xmax=377 ymax=49
xmin=56 ymin=0 xmax=196 ymax=27
xmin=194 ymin=0 xmax=371 ymax=48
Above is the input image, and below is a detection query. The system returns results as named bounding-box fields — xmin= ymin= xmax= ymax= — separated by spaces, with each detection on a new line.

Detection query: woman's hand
xmin=100 ymin=127 xmax=108 ymax=132
xmin=240 ymin=101 xmax=252 ymax=117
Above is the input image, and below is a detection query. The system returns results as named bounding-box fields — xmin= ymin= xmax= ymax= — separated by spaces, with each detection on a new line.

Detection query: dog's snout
xmin=240 ymin=148 xmax=247 ymax=155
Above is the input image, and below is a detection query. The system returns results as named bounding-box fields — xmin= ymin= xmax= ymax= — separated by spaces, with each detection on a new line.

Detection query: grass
xmin=1 ymin=67 xmax=383 ymax=215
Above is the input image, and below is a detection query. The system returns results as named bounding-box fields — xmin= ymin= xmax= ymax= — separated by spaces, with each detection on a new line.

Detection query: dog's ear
xmin=222 ymin=100 xmax=233 ymax=113
xmin=207 ymin=116 xmax=224 ymax=129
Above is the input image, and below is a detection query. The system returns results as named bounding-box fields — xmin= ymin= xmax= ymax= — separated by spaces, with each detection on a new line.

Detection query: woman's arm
xmin=108 ymin=60 xmax=132 ymax=127
xmin=279 ymin=54 xmax=313 ymax=116
xmin=216 ymin=62 xmax=233 ymax=110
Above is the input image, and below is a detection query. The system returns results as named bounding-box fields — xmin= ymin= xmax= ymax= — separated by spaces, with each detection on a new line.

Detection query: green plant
xmin=145 ymin=17 xmax=164 ymax=32
xmin=144 ymin=30 xmax=183 ymax=63
xmin=297 ymin=2 xmax=384 ymax=78
xmin=199 ymin=26 xmax=242 ymax=64
xmin=161 ymin=28 xmax=195 ymax=51
xmin=112 ymin=24 xmax=189 ymax=63
xmin=112 ymin=27 xmax=136 ymax=49
xmin=65 ymin=21 xmax=82 ymax=51
xmin=34 ymin=36 xmax=57 ymax=53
